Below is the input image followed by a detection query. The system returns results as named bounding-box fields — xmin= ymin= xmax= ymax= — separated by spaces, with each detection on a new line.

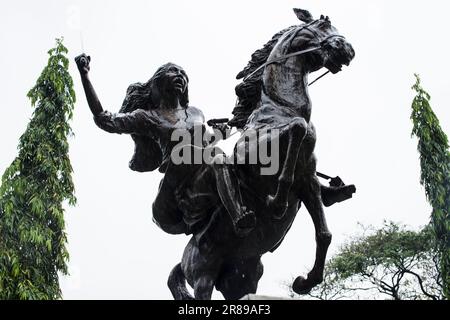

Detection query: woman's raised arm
xmin=75 ymin=54 xmax=103 ymax=116
xmin=74 ymin=54 xmax=160 ymax=136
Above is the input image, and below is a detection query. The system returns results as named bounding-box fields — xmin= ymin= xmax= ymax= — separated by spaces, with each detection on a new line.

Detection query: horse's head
xmin=230 ymin=9 xmax=356 ymax=128
xmin=289 ymin=8 xmax=355 ymax=74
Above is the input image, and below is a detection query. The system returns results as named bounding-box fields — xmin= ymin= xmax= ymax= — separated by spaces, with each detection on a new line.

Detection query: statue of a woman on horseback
xmin=75 ymin=8 xmax=356 ymax=300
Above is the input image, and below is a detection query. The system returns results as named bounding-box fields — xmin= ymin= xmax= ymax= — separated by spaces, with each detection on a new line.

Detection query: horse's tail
xmin=168 ymin=263 xmax=194 ymax=300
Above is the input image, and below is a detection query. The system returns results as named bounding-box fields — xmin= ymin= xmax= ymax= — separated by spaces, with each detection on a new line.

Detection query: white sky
xmin=1 ymin=0 xmax=449 ymax=299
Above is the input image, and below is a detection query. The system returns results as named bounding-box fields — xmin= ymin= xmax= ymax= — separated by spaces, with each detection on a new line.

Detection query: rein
xmin=242 ymin=22 xmax=345 ymax=86
xmin=242 ymin=46 xmax=321 ymax=82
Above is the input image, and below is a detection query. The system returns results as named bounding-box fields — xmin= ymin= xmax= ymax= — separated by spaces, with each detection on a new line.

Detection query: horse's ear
xmin=293 ymin=8 xmax=314 ymax=23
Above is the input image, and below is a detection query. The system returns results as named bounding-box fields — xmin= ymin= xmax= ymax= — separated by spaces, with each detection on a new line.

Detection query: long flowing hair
xmin=119 ymin=63 xmax=189 ymax=172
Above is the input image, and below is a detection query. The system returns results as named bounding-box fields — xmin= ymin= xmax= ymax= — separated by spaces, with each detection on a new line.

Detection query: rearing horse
xmin=169 ymin=8 xmax=355 ymax=300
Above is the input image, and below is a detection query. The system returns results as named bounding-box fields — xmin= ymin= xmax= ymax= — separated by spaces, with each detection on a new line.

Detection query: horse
xmin=168 ymin=8 xmax=355 ymax=300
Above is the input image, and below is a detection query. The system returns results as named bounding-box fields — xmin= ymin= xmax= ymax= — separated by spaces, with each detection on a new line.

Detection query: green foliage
xmin=297 ymin=223 xmax=444 ymax=300
xmin=411 ymin=74 xmax=450 ymax=298
xmin=331 ymin=223 xmax=432 ymax=278
xmin=0 ymin=38 xmax=76 ymax=299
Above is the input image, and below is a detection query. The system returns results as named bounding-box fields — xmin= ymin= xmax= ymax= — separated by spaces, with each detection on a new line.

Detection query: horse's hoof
xmin=292 ymin=276 xmax=312 ymax=295
xmin=266 ymin=195 xmax=288 ymax=220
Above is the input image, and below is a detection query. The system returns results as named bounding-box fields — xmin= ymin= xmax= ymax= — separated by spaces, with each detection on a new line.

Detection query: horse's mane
xmin=228 ymin=26 xmax=297 ymax=128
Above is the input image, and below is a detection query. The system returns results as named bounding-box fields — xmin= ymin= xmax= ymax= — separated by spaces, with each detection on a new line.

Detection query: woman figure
xmin=75 ymin=54 xmax=255 ymax=237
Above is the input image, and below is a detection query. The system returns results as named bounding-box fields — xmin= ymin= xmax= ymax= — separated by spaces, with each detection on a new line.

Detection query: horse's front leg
xmin=266 ymin=117 xmax=307 ymax=219
xmin=293 ymin=175 xmax=332 ymax=294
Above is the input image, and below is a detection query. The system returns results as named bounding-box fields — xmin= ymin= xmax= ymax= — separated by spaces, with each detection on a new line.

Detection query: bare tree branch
xmin=402 ymin=269 xmax=439 ymax=300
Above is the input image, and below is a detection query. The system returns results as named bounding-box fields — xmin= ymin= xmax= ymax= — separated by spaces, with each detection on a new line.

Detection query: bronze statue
xmin=75 ymin=8 xmax=356 ymax=300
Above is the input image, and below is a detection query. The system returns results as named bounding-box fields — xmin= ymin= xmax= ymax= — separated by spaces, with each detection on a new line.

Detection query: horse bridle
xmin=242 ymin=21 xmax=346 ymax=85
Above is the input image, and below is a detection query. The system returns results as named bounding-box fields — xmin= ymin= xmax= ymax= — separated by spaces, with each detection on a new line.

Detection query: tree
xmin=411 ymin=74 xmax=450 ymax=298
xmin=288 ymin=222 xmax=444 ymax=300
xmin=0 ymin=38 xmax=76 ymax=299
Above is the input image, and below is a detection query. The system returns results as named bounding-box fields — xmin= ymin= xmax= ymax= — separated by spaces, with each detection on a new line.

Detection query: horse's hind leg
xmin=293 ymin=175 xmax=332 ymax=294
xmin=182 ymin=238 xmax=222 ymax=300
xmin=267 ymin=117 xmax=307 ymax=219
xmin=168 ymin=263 xmax=194 ymax=300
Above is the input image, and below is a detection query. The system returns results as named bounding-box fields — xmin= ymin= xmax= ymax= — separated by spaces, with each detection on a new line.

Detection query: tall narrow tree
xmin=0 ymin=39 xmax=76 ymax=299
xmin=411 ymin=74 xmax=450 ymax=298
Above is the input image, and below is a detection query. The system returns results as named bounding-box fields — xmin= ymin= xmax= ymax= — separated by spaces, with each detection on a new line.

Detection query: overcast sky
xmin=1 ymin=0 xmax=449 ymax=299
